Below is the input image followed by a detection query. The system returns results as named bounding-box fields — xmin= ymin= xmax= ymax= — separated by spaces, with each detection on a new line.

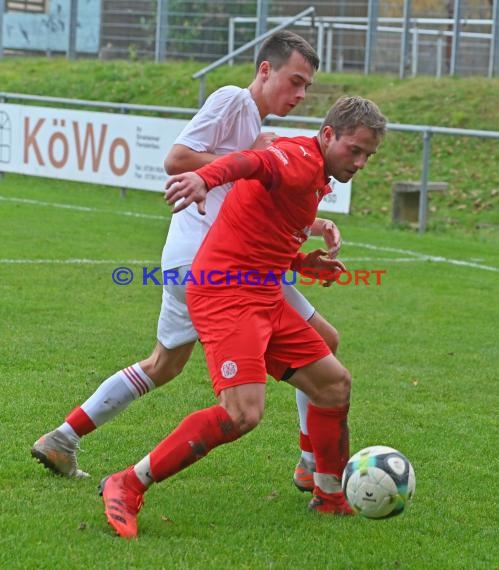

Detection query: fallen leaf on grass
xmin=266 ymin=490 xmax=280 ymax=501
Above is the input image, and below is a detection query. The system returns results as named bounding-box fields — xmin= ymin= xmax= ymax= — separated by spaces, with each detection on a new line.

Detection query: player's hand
xmin=251 ymin=132 xmax=278 ymax=150
xmin=322 ymin=220 xmax=342 ymax=258
xmin=301 ymin=249 xmax=347 ymax=288
xmin=165 ymin=172 xmax=208 ymax=215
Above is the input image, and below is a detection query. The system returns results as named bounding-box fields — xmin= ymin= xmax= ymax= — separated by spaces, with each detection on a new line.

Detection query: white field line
xmin=0 ymin=257 xmax=421 ymax=265
xmin=0 ymin=259 xmax=158 ymax=265
xmin=1 ymin=254 xmax=497 ymax=272
xmin=311 ymin=238 xmax=499 ymax=273
xmin=0 ymin=195 xmax=167 ymax=221
xmin=1 ymin=195 xmax=497 ymax=273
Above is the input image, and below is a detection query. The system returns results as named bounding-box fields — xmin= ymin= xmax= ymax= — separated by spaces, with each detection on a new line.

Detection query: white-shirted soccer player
xmin=32 ymin=31 xmax=341 ymax=491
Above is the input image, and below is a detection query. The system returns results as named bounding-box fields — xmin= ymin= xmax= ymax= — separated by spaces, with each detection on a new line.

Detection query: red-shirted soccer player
xmin=99 ymin=96 xmax=387 ymax=538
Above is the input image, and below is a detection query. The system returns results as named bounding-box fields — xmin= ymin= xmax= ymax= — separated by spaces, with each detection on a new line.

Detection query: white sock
xmin=134 ymin=454 xmax=155 ymax=488
xmin=80 ymin=363 xmax=155 ymax=427
xmin=296 ymin=389 xmax=309 ymax=433
xmin=296 ymin=389 xmax=315 ymax=463
xmin=301 ymin=451 xmax=315 ymax=464
xmin=313 ymin=472 xmax=342 ymax=494
xmin=57 ymin=422 xmax=80 ymax=445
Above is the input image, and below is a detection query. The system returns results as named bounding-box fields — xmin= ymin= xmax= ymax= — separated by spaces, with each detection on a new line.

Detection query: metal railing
xmin=1 ymin=91 xmax=498 ymax=233
xmin=264 ymin=112 xmax=499 ymax=233
xmin=0 ymin=91 xmax=198 ymax=116
xmin=229 ymin=14 xmax=499 ymax=78
xmin=1 ymin=1 xmax=497 ymax=78
xmin=192 ymin=6 xmax=316 ymax=107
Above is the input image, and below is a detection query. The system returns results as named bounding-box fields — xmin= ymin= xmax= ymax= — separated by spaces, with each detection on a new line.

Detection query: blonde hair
xmin=321 ymin=96 xmax=387 ymax=140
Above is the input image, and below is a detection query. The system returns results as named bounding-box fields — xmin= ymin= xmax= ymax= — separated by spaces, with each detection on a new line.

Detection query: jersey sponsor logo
xmin=299 ymin=145 xmax=310 ymax=158
xmin=267 ymin=145 xmax=288 ymax=166
xmin=221 ymin=360 xmax=238 ymax=379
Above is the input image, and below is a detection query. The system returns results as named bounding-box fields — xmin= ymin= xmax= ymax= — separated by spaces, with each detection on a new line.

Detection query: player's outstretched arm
xmin=311 ymin=218 xmax=341 ymax=258
xmin=251 ymin=132 xmax=279 ymax=150
xmin=165 ymin=148 xmax=274 ymax=215
xmin=165 ymin=144 xmax=218 ymax=175
xmin=165 ymin=172 xmax=208 ymax=215
xmin=293 ymin=249 xmax=347 ymax=288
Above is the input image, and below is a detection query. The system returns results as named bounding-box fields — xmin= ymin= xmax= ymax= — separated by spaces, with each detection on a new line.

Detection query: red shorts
xmin=187 ymin=292 xmax=331 ymax=396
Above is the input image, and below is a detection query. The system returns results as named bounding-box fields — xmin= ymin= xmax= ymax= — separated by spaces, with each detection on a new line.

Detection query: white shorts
xmin=157 ymin=265 xmax=316 ymax=349
xmin=157 ymin=266 xmax=198 ymax=349
xmin=282 ymin=282 xmax=315 ymax=321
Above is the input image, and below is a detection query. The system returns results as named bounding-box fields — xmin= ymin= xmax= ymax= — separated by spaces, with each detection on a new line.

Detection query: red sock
xmin=150 ymin=405 xmax=240 ymax=482
xmin=123 ymin=466 xmax=147 ymax=494
xmin=306 ymin=402 xmax=350 ymax=478
xmin=299 ymin=431 xmax=313 ymax=453
xmin=65 ymin=407 xmax=97 ymax=437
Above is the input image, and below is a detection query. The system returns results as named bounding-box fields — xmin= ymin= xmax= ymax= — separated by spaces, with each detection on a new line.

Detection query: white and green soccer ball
xmin=342 ymin=446 xmax=416 ymax=519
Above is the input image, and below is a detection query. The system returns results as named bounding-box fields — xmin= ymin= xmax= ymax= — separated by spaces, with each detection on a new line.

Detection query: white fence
xmin=229 ymin=14 xmax=498 ymax=77
xmin=0 ymin=1 xmax=498 ymax=78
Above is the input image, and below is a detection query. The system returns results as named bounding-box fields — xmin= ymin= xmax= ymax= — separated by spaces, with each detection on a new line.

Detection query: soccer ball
xmin=342 ymin=446 xmax=416 ymax=519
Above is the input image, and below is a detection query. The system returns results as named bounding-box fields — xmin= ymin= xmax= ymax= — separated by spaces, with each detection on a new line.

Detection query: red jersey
xmin=189 ymin=135 xmax=331 ymax=299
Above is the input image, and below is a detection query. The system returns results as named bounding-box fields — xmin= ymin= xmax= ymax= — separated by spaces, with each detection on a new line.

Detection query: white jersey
xmin=162 ymin=86 xmax=261 ymax=271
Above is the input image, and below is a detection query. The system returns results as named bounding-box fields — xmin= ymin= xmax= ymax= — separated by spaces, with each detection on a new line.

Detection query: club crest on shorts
xmin=221 ymin=360 xmax=238 ymax=379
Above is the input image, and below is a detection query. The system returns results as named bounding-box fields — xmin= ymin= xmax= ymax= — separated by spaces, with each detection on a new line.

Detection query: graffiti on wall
xmin=3 ymin=0 xmax=101 ymax=53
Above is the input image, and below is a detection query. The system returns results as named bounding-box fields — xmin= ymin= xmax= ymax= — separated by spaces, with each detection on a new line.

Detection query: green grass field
xmin=0 ymin=173 xmax=497 ymax=569
xmin=1 ymin=58 xmax=499 ymax=233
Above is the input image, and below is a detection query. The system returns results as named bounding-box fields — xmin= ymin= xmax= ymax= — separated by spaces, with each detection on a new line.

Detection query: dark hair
xmin=255 ymin=30 xmax=320 ymax=72
xmin=321 ymin=96 xmax=387 ymax=140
